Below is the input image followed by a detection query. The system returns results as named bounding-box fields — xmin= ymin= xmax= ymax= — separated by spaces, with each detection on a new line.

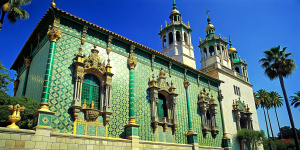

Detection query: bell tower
xmin=159 ymin=0 xmax=196 ymax=68
xmin=199 ymin=13 xmax=231 ymax=70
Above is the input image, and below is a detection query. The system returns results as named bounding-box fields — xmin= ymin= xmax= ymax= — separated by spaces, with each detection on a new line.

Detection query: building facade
xmin=10 ymin=1 xmax=260 ymax=150
xmin=198 ymin=13 xmax=260 ymax=150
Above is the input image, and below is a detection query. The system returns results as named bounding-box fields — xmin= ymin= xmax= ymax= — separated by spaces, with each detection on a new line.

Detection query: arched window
xmin=184 ymin=32 xmax=188 ymax=45
xmin=163 ymin=35 xmax=167 ymax=47
xmin=168 ymin=32 xmax=173 ymax=44
xmin=176 ymin=31 xmax=181 ymax=42
xmin=81 ymin=74 xmax=100 ymax=109
xmin=158 ymin=93 xmax=168 ymax=118
xmin=235 ymin=67 xmax=240 ymax=73
xmin=203 ymin=48 xmax=207 ymax=59
xmin=209 ymin=45 xmax=214 ymax=56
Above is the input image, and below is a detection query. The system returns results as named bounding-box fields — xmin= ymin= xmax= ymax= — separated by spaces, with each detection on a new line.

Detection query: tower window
xmin=209 ymin=45 xmax=214 ymax=56
xmin=204 ymin=48 xmax=207 ymax=59
xmin=235 ymin=67 xmax=240 ymax=73
xmin=81 ymin=74 xmax=100 ymax=109
xmin=168 ymin=32 xmax=173 ymax=44
xmin=184 ymin=32 xmax=188 ymax=45
xmin=163 ymin=35 xmax=167 ymax=47
xmin=176 ymin=31 xmax=181 ymax=42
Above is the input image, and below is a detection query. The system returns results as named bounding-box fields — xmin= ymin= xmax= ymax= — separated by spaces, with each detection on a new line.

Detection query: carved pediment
xmin=157 ymin=68 xmax=170 ymax=92
xmin=84 ymin=45 xmax=106 ymax=73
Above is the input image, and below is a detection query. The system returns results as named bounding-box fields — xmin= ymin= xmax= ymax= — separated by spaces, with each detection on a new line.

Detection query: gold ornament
xmin=47 ymin=26 xmax=62 ymax=42
xmin=7 ymin=104 xmax=25 ymax=129
xmin=128 ymin=45 xmax=137 ymax=70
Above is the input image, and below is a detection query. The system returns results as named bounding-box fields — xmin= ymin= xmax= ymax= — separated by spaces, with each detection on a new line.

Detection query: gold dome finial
xmin=51 ymin=0 xmax=56 ymax=8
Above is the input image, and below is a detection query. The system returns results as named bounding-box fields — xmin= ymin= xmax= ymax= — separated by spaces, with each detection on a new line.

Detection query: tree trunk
xmin=278 ymin=74 xmax=300 ymax=150
xmin=266 ymin=109 xmax=275 ymax=139
xmin=263 ymin=106 xmax=273 ymax=150
xmin=274 ymin=107 xmax=283 ymax=139
xmin=0 ymin=10 xmax=6 ymax=31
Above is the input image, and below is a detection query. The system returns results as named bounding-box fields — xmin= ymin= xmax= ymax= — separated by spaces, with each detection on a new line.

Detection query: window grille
xmin=81 ymin=74 xmax=100 ymax=109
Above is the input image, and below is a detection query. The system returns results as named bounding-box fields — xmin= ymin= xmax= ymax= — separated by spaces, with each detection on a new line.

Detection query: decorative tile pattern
xmin=98 ymin=126 xmax=105 ymax=137
xmin=59 ymin=17 xmax=81 ymax=38
xmin=158 ymin=128 xmax=164 ymax=142
xmin=166 ymin=130 xmax=173 ymax=143
xmin=38 ymin=113 xmax=52 ymax=127
xmin=49 ymin=34 xmax=80 ymax=133
xmin=87 ymin=124 xmax=96 ymax=136
xmin=77 ymin=124 xmax=85 ymax=135
xmin=107 ymin=52 xmax=129 ymax=138
xmin=85 ymin=29 xmax=107 ymax=48
xmin=134 ymin=63 xmax=155 ymax=141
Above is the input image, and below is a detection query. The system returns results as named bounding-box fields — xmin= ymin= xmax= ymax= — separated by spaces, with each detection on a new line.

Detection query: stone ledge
xmin=139 ymin=140 xmax=193 ymax=147
xmin=50 ymin=132 xmax=131 ymax=143
xmin=0 ymin=127 xmax=35 ymax=135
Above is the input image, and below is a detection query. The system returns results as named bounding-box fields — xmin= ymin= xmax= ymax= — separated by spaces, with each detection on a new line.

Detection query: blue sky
xmin=1 ymin=0 xmax=299 ymax=137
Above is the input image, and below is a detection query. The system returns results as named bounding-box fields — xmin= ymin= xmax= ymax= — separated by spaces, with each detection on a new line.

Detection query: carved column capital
xmin=25 ymin=58 xmax=32 ymax=68
xmin=128 ymin=45 xmax=137 ymax=70
xmin=184 ymin=79 xmax=190 ymax=89
xmin=47 ymin=26 xmax=62 ymax=42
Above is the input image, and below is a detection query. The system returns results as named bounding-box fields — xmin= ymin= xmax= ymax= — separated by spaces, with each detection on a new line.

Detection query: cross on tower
xmin=205 ymin=8 xmax=210 ymax=18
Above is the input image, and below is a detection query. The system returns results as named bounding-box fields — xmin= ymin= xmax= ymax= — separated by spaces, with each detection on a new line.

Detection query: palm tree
xmin=0 ymin=0 xmax=31 ymax=30
xmin=290 ymin=91 xmax=300 ymax=109
xmin=254 ymin=89 xmax=273 ymax=150
xmin=265 ymin=98 xmax=275 ymax=140
xmin=260 ymin=45 xmax=299 ymax=150
xmin=269 ymin=91 xmax=283 ymax=139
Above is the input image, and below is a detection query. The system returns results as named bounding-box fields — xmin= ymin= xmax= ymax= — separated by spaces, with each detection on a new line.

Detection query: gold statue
xmin=7 ymin=104 xmax=25 ymax=129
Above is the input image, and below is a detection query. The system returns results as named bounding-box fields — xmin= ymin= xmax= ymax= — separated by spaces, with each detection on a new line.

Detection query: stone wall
xmin=0 ymin=127 xmax=224 ymax=150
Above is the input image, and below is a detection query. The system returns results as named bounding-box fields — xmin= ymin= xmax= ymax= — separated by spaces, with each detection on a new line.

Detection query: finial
xmin=188 ymin=21 xmax=190 ymax=28
xmin=165 ymin=20 xmax=167 ymax=27
xmin=206 ymin=8 xmax=211 ymax=24
xmin=219 ymin=33 xmax=221 ymax=37
xmin=244 ymin=59 xmax=246 ymax=63
xmin=160 ymin=25 xmax=162 ymax=31
xmin=239 ymin=56 xmax=241 ymax=60
xmin=199 ymin=37 xmax=202 ymax=45
xmin=172 ymin=0 xmax=177 ymax=10
xmin=51 ymin=0 xmax=56 ymax=8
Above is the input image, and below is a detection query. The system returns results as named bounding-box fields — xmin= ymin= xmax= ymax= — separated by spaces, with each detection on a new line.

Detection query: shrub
xmin=0 ymin=90 xmax=39 ymax=129
xmin=237 ymin=129 xmax=264 ymax=150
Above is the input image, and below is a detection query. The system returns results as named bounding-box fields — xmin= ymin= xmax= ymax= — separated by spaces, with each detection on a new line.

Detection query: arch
xmin=81 ymin=74 xmax=100 ymax=109
xmin=158 ymin=93 xmax=168 ymax=118
xmin=184 ymin=32 xmax=188 ymax=45
xmin=163 ymin=35 xmax=167 ymax=47
xmin=203 ymin=48 xmax=208 ymax=59
xmin=176 ymin=31 xmax=181 ymax=42
xmin=209 ymin=45 xmax=215 ymax=56
xmin=235 ymin=67 xmax=240 ymax=73
xmin=168 ymin=32 xmax=173 ymax=44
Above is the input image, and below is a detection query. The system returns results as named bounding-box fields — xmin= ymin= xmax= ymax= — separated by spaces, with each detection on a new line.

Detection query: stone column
xmin=218 ymin=90 xmax=232 ymax=150
xmin=166 ymin=32 xmax=169 ymax=48
xmin=32 ymin=26 xmax=61 ymax=134
xmin=125 ymin=45 xmax=140 ymax=140
xmin=184 ymin=79 xmax=198 ymax=149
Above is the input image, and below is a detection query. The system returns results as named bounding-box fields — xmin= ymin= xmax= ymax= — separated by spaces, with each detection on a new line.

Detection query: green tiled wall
xmin=15 ymin=69 xmax=26 ymax=97
xmin=42 ymin=20 xmax=223 ymax=147
xmin=25 ymin=41 xmax=50 ymax=102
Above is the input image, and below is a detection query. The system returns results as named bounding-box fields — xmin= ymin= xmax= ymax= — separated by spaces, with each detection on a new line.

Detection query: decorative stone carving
xmin=198 ymin=89 xmax=219 ymax=137
xmin=128 ymin=45 xmax=137 ymax=70
xmin=232 ymin=100 xmax=253 ymax=130
xmin=47 ymin=25 xmax=62 ymax=42
xmin=148 ymin=68 xmax=178 ymax=135
xmin=72 ymin=44 xmax=114 ymax=129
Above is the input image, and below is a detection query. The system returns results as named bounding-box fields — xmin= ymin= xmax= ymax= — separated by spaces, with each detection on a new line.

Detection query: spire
xmin=205 ymin=9 xmax=211 ymax=24
xmin=229 ymin=35 xmax=232 ymax=48
xmin=172 ymin=0 xmax=177 ymax=10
